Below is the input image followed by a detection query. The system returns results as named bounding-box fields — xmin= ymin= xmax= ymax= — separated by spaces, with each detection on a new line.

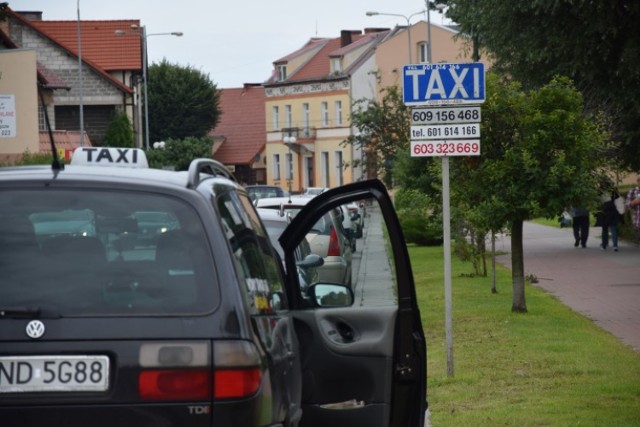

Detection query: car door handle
xmin=336 ymin=321 xmax=355 ymax=342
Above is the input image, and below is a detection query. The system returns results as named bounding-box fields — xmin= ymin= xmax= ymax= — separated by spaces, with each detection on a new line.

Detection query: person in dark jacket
xmin=570 ymin=207 xmax=589 ymax=248
xmin=597 ymin=190 xmax=623 ymax=251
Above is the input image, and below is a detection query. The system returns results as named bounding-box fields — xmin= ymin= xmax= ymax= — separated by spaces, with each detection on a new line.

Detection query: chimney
xmin=340 ymin=30 xmax=361 ymax=47
xmin=15 ymin=11 xmax=44 ymax=21
xmin=340 ymin=30 xmax=352 ymax=47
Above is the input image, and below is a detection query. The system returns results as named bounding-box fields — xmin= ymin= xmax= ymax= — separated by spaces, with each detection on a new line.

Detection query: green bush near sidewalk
xmin=411 ymin=245 xmax=640 ymax=426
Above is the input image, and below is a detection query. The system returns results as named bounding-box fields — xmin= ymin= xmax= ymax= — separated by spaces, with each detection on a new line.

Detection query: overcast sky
xmin=14 ymin=0 xmax=451 ymax=88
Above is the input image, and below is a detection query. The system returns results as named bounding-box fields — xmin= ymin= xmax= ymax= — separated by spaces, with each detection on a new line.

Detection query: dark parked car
xmin=0 ymin=147 xmax=426 ymax=427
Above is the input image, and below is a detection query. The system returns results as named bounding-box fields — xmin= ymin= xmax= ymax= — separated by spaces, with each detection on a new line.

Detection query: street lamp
xmin=366 ymin=10 xmax=425 ymax=63
xmin=115 ymin=26 xmax=183 ymax=149
xmin=425 ymin=1 xmax=447 ymax=63
xmin=283 ymin=128 xmax=296 ymax=195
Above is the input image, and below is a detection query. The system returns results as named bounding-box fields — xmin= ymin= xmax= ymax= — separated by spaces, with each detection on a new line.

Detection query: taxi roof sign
xmin=71 ymin=147 xmax=149 ymax=168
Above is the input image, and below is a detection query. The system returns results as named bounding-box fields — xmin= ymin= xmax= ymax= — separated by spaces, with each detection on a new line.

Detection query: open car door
xmin=279 ymin=179 xmax=427 ymax=427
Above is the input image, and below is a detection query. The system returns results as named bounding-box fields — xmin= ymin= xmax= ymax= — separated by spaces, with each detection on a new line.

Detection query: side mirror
xmin=296 ymin=253 xmax=324 ymax=269
xmin=308 ymin=283 xmax=354 ymax=307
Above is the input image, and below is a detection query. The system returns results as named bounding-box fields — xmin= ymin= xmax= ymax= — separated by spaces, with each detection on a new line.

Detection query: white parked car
xmin=256 ymin=196 xmax=353 ymax=287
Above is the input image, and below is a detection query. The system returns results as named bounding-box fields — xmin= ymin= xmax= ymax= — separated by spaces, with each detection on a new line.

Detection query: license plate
xmin=0 ymin=355 xmax=109 ymax=393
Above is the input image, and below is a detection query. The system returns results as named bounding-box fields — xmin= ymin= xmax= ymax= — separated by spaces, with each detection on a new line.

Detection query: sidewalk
xmin=493 ymin=222 xmax=640 ymax=352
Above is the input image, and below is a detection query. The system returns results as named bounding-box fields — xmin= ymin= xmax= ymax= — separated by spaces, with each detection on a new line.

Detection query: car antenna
xmin=38 ymin=84 xmax=64 ymax=172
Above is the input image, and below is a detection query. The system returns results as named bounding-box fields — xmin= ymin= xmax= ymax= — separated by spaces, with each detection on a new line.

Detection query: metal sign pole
xmin=442 ymin=155 xmax=454 ymax=377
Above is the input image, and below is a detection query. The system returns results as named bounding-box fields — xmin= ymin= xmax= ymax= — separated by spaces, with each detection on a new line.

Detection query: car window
xmin=217 ymin=191 xmax=287 ymax=313
xmin=0 ymin=189 xmax=217 ymax=316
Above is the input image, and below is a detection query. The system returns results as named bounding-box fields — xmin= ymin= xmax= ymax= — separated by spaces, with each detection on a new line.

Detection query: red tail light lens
xmin=214 ymin=368 xmax=262 ymax=399
xmin=137 ymin=341 xmax=263 ymax=401
xmin=328 ymin=226 xmax=341 ymax=256
xmin=139 ymin=369 xmax=210 ymax=400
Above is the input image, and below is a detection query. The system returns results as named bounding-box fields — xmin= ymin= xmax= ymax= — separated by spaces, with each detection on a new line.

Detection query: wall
xmin=0 ymin=49 xmax=38 ymax=157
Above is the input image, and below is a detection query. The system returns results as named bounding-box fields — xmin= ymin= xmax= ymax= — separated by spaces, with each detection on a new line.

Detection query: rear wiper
xmin=0 ymin=307 xmax=60 ymax=318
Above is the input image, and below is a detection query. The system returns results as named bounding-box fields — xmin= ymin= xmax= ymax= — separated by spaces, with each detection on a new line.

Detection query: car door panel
xmin=280 ymin=180 xmax=426 ymax=427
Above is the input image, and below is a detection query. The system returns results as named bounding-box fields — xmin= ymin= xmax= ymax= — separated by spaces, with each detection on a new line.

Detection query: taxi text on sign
xmin=403 ymin=63 xmax=485 ymax=106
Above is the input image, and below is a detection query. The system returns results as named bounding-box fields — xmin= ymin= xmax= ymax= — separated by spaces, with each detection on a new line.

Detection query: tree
xmin=103 ymin=111 xmax=134 ymax=147
xmin=446 ymin=0 xmax=640 ymax=171
xmin=147 ymin=59 xmax=221 ymax=144
xmin=459 ymin=74 xmax=607 ymax=312
xmin=342 ymin=86 xmax=410 ymax=186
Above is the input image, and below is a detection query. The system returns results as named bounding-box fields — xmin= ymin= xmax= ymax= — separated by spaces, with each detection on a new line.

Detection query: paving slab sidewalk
xmin=493 ymin=222 xmax=640 ymax=352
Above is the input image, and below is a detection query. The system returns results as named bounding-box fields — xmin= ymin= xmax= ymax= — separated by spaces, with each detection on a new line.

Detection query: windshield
xmin=0 ymin=189 xmax=217 ymax=316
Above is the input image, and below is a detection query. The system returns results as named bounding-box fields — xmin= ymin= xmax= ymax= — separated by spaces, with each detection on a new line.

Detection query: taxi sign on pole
xmin=403 ymin=63 xmax=485 ymax=106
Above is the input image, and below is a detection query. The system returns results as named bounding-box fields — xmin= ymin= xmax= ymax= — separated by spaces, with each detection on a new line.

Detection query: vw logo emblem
xmin=26 ymin=320 xmax=46 ymax=339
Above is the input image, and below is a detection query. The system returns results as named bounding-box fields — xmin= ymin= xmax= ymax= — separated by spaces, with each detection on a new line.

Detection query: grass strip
xmin=411 ymin=244 xmax=640 ymax=426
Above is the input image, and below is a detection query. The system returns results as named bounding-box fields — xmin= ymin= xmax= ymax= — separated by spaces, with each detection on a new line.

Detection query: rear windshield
xmin=0 ymin=189 xmax=217 ymax=316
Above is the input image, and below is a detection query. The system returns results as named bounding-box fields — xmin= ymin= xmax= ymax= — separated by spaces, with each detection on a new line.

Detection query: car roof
xmin=0 ymin=148 xmax=238 ymax=193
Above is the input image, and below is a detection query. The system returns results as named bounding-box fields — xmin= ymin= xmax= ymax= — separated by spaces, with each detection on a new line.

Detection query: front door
xmin=279 ymin=179 xmax=427 ymax=427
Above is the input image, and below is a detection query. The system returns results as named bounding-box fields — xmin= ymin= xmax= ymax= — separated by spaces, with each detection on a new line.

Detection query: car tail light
xmin=137 ymin=341 xmax=262 ymax=401
xmin=328 ymin=226 xmax=341 ymax=256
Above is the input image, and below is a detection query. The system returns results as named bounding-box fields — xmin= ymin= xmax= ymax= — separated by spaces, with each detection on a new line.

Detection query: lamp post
xmin=283 ymin=128 xmax=296 ymax=195
xmin=366 ymin=10 xmax=425 ymax=63
xmin=115 ymin=26 xmax=183 ymax=149
xmin=76 ymin=0 xmax=84 ymax=146
xmin=425 ymin=1 xmax=447 ymax=63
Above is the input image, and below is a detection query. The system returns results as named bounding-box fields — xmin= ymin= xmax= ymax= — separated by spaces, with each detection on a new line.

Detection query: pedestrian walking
xmin=596 ymin=189 xmax=624 ymax=251
xmin=626 ymin=176 xmax=640 ymax=241
xmin=570 ymin=207 xmax=589 ymax=248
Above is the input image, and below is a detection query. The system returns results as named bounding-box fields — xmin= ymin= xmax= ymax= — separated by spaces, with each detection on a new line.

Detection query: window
xmin=321 ymin=102 xmax=329 ymax=127
xmin=321 ymin=152 xmax=330 ymax=188
xmin=334 ymin=101 xmax=343 ymax=126
xmin=286 ymin=152 xmax=293 ymax=180
xmin=218 ymin=191 xmax=285 ymax=316
xmin=285 ymin=105 xmax=292 ymax=128
xmin=305 ymin=156 xmax=314 ymax=188
xmin=38 ymin=104 xmax=47 ymax=131
xmin=277 ymin=64 xmax=287 ymax=81
xmin=273 ymin=154 xmax=281 ymax=180
xmin=335 ymin=151 xmax=343 ymax=186
xmin=419 ymin=42 xmax=429 ymax=63
xmin=302 ymin=103 xmax=310 ymax=135
xmin=331 ymin=57 xmax=343 ymax=73
xmin=272 ymin=106 xmax=280 ymax=130
xmin=0 ymin=189 xmax=216 ymax=316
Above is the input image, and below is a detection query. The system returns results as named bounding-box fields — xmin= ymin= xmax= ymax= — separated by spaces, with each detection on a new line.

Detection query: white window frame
xmin=285 ymin=105 xmax=293 ymax=128
xmin=419 ymin=42 xmax=429 ymax=63
xmin=273 ymin=154 xmax=281 ymax=180
xmin=302 ymin=103 xmax=310 ymax=135
xmin=321 ymin=102 xmax=329 ymax=127
xmin=285 ymin=152 xmax=293 ymax=180
xmin=321 ymin=151 xmax=330 ymax=188
xmin=272 ymin=106 xmax=280 ymax=131
xmin=277 ymin=64 xmax=287 ymax=81
xmin=331 ymin=57 xmax=342 ymax=73
xmin=334 ymin=101 xmax=343 ymax=126
xmin=334 ymin=151 xmax=343 ymax=186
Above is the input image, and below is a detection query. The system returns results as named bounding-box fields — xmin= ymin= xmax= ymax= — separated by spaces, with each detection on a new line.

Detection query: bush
xmin=395 ymin=188 xmax=443 ymax=246
xmin=103 ymin=111 xmax=134 ymax=148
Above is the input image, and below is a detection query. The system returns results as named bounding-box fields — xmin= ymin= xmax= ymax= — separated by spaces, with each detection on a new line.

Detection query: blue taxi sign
xmin=70 ymin=147 xmax=149 ymax=168
xmin=403 ymin=63 xmax=485 ymax=106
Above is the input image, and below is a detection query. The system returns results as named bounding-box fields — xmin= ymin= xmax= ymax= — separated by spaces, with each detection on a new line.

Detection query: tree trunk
xmin=510 ymin=219 xmax=527 ymax=312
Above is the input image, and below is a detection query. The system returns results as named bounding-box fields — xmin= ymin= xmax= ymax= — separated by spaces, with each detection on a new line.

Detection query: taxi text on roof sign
xmin=71 ymin=147 xmax=149 ymax=168
xmin=403 ymin=63 xmax=485 ymax=106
